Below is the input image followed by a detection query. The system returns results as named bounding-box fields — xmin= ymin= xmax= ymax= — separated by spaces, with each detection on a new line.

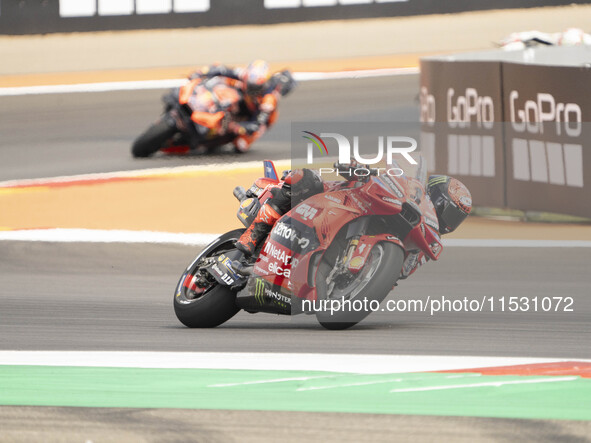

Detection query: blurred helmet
xmin=427 ymin=175 xmax=472 ymax=234
xmin=241 ymin=60 xmax=271 ymax=97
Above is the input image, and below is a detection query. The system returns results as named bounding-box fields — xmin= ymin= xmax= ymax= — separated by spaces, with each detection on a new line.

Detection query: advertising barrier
xmin=503 ymin=63 xmax=590 ymax=218
xmin=420 ymin=47 xmax=591 ymax=218
xmin=420 ymin=60 xmax=505 ymax=208
xmin=1 ymin=0 xmax=589 ymax=35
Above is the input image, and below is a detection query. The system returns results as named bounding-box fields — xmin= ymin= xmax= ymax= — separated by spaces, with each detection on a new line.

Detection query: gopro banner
xmin=502 ymin=63 xmax=591 ymax=219
xmin=420 ymin=53 xmax=591 ymax=218
xmin=419 ymin=60 xmax=506 ymax=208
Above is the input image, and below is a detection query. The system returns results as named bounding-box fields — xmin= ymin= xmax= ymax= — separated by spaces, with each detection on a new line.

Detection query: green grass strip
xmin=1 ymin=366 xmax=590 ymax=420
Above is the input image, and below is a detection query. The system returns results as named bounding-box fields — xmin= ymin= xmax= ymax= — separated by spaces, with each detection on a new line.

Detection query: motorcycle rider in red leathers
xmin=236 ymin=168 xmax=324 ymax=257
xmin=190 ymin=60 xmax=291 ymax=153
xmin=235 ymin=163 xmax=472 ymax=278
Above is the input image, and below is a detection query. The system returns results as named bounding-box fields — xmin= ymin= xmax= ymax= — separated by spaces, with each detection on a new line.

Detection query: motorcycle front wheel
xmin=173 ymin=229 xmax=244 ymax=328
xmin=131 ymin=118 xmax=178 ymax=158
xmin=315 ymin=241 xmax=404 ymax=330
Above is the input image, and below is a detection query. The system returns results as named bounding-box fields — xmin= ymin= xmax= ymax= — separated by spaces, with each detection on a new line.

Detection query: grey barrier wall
xmin=0 ymin=0 xmax=589 ymax=35
xmin=420 ymin=47 xmax=591 ymax=218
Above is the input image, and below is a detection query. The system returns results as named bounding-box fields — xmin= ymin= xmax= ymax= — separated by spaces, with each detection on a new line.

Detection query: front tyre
xmin=173 ymin=229 xmax=244 ymax=328
xmin=131 ymin=119 xmax=177 ymax=158
xmin=315 ymin=242 xmax=404 ymax=330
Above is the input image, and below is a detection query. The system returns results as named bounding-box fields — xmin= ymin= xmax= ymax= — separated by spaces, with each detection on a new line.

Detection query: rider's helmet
xmin=427 ymin=175 xmax=472 ymax=234
xmin=241 ymin=60 xmax=272 ymax=98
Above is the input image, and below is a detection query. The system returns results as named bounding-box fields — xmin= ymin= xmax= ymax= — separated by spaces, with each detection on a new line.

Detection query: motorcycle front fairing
xmin=240 ymin=162 xmax=442 ymax=314
xmin=387 ymin=171 xmax=443 ymax=261
xmin=248 ymin=177 xmax=406 ymax=310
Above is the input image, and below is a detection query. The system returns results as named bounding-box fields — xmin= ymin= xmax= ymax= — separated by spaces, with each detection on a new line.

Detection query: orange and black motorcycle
xmin=131 ymin=71 xmax=295 ymax=158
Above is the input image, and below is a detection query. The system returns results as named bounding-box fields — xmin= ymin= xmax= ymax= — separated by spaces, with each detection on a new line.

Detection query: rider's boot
xmin=235 ymin=204 xmax=281 ymax=273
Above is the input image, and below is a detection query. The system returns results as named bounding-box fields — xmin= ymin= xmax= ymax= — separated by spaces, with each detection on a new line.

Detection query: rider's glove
xmin=257 ymin=111 xmax=270 ymax=126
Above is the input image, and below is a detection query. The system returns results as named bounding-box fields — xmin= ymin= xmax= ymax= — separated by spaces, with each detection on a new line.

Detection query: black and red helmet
xmin=427 ymin=175 xmax=472 ymax=234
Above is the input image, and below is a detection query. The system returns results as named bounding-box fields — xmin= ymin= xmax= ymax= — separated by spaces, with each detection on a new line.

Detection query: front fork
xmin=325 ymin=235 xmax=361 ymax=294
xmin=342 ymin=238 xmax=360 ymax=266
xmin=341 ymin=218 xmax=369 ymax=270
xmin=323 ymin=218 xmax=369 ymax=292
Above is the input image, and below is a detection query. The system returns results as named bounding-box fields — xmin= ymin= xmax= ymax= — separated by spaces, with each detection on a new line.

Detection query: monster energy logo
xmin=254 ymin=279 xmax=266 ymax=305
xmin=253 ymin=278 xmax=292 ymax=306
xmin=428 ymin=176 xmax=448 ymax=187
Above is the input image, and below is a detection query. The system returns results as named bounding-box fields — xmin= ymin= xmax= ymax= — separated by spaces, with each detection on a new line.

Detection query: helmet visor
xmin=439 ymin=201 xmax=469 ymax=233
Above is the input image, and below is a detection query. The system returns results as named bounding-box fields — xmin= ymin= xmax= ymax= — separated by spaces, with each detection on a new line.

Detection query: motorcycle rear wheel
xmin=315 ymin=241 xmax=404 ymax=330
xmin=131 ymin=119 xmax=178 ymax=158
xmin=173 ymin=229 xmax=244 ymax=328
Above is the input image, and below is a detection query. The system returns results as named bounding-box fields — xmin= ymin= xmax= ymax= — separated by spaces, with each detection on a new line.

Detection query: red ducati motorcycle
xmin=173 ymin=157 xmax=443 ymax=330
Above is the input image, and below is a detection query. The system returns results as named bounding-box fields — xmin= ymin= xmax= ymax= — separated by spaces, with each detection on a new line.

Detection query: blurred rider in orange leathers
xmin=190 ymin=60 xmax=295 ymax=153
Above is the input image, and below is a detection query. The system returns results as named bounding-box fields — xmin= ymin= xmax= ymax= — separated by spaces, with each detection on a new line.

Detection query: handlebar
xmin=233 ymin=186 xmax=247 ymax=202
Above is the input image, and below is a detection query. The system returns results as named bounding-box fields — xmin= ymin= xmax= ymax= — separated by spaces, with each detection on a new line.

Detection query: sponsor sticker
xmin=273 ymin=222 xmax=310 ymax=249
xmin=253 ymin=278 xmax=291 ymax=306
xmin=268 ymin=261 xmax=291 ymax=278
xmin=349 ymin=256 xmax=364 ymax=270
xmin=295 ymin=203 xmax=318 ymax=221
xmin=264 ymin=242 xmax=292 ymax=265
xmin=382 ymin=196 xmax=402 ymax=206
xmin=325 ymin=194 xmax=342 ymax=204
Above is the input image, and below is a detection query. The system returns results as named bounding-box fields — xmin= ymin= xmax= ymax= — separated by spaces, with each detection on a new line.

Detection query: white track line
xmin=0 ymin=79 xmax=185 ymax=97
xmin=1 ymin=229 xmax=590 ymax=247
xmin=0 ymin=351 xmax=583 ymax=373
xmin=0 ymin=228 xmax=589 ymax=247
xmin=209 ymin=374 xmax=343 ymax=388
xmin=0 ymin=160 xmax=292 ymax=189
xmin=0 ymin=229 xmax=219 ymax=245
xmin=389 ymin=376 xmax=579 ymax=393
xmin=0 ymin=68 xmax=419 ymax=97
xmin=298 ymin=373 xmax=483 ymax=391
xmin=298 ymin=377 xmax=405 ymax=391
xmin=443 ymin=239 xmax=591 ymax=248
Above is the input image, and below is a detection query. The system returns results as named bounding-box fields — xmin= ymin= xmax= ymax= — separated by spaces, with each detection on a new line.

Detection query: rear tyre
xmin=173 ymin=229 xmax=244 ymax=328
xmin=131 ymin=119 xmax=177 ymax=158
xmin=315 ymin=242 xmax=404 ymax=330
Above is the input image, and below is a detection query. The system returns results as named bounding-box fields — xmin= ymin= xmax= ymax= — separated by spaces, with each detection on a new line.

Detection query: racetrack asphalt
xmin=1 ymin=241 xmax=590 ymax=357
xmin=1 ymin=240 xmax=590 ymax=440
xmin=2 ymin=8 xmax=591 ymax=438
xmin=1 ymin=73 xmax=591 ymax=442
xmin=3 ymin=407 xmax=590 ymax=442
xmin=0 ymin=75 xmax=418 ymax=181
